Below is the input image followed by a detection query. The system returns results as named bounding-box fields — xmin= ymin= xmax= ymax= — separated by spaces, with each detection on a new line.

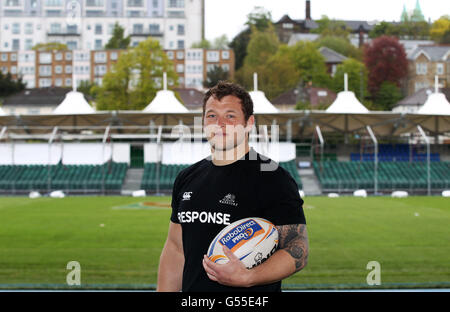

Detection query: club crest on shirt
xmin=182 ymin=192 xmax=193 ymax=201
xmin=219 ymin=193 xmax=238 ymax=206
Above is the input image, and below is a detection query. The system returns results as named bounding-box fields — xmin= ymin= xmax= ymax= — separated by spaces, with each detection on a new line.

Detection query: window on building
xmin=65 ymin=52 xmax=72 ymax=61
xmin=39 ymin=65 xmax=52 ymax=76
xmin=416 ymin=63 xmax=427 ymax=75
xmin=177 ymin=40 xmax=184 ymax=49
xmin=176 ymin=51 xmax=184 ymax=60
xmin=10 ymin=53 xmax=17 ymax=61
xmin=67 ymin=25 xmax=78 ymax=34
xmin=25 ymin=23 xmax=33 ymax=35
xmin=166 ymin=51 xmax=174 ymax=59
xmin=221 ymin=51 xmax=229 ymax=59
xmin=25 ymin=39 xmax=33 ymax=50
xmin=94 ymin=65 xmax=107 ymax=75
xmin=12 ymin=23 xmax=20 ymax=34
xmin=414 ymin=81 xmax=429 ymax=92
xmin=95 ymin=24 xmax=103 ymax=35
xmin=1 ymin=54 xmax=8 ymax=62
xmin=221 ymin=64 xmax=230 ymax=72
xmin=436 ymin=63 xmax=444 ymax=75
xmin=176 ymin=64 xmax=184 ymax=73
xmin=5 ymin=0 xmax=21 ymax=6
xmin=12 ymin=39 xmax=20 ymax=51
xmin=133 ymin=24 xmax=143 ymax=34
xmin=94 ymin=52 xmax=106 ymax=63
xmin=206 ymin=51 xmax=219 ymax=62
xmin=149 ymin=24 xmax=160 ymax=34
xmin=65 ymin=78 xmax=72 ymax=87
xmin=168 ymin=0 xmax=184 ymax=8
xmin=177 ymin=24 xmax=185 ymax=36
xmin=65 ymin=65 xmax=72 ymax=74
xmin=55 ymin=78 xmax=62 ymax=86
xmin=45 ymin=0 xmax=63 ymax=5
xmin=50 ymin=23 xmax=61 ymax=33
xmin=55 ymin=65 xmax=62 ymax=74
xmin=55 ymin=52 xmax=63 ymax=61
xmin=282 ymin=23 xmax=294 ymax=29
xmin=39 ymin=53 xmax=52 ymax=64
xmin=127 ymin=0 xmax=143 ymax=7
xmin=95 ymin=39 xmax=103 ymax=50
xmin=86 ymin=0 xmax=104 ymax=6
xmin=67 ymin=41 xmax=77 ymax=50
xmin=110 ymin=52 xmax=118 ymax=60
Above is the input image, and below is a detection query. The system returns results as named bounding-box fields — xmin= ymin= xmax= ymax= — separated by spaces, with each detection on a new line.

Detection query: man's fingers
xmin=223 ymin=246 xmax=239 ymax=261
xmin=203 ymin=256 xmax=219 ymax=278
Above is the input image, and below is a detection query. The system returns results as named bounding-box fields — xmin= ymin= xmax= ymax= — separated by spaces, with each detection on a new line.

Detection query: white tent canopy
xmin=53 ymin=91 xmax=95 ymax=114
xmin=0 ymin=106 xmax=5 ymax=116
xmin=326 ymin=73 xmax=369 ymax=114
xmin=418 ymin=76 xmax=450 ymax=115
xmin=143 ymin=72 xmax=188 ymax=113
xmin=250 ymin=73 xmax=278 ymax=114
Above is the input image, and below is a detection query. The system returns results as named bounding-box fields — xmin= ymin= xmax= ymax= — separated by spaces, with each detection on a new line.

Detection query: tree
xmin=0 ymin=72 xmax=26 ymax=98
xmin=287 ymin=41 xmax=331 ymax=89
xmin=229 ymin=7 xmax=273 ymax=70
xmin=204 ymin=65 xmax=229 ymax=88
xmin=312 ymin=15 xmax=351 ymax=38
xmin=92 ymin=38 xmax=177 ymax=110
xmin=373 ymin=81 xmax=402 ymax=111
xmin=235 ymin=24 xmax=280 ymax=91
xmin=32 ymin=42 xmax=68 ymax=51
xmin=315 ymin=35 xmax=362 ymax=60
xmin=105 ymin=22 xmax=130 ymax=50
xmin=363 ymin=36 xmax=408 ymax=97
xmin=430 ymin=16 xmax=450 ymax=43
xmin=332 ymin=58 xmax=368 ymax=101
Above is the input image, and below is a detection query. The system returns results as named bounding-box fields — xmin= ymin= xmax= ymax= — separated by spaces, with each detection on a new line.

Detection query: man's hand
xmin=202 ymin=246 xmax=253 ymax=287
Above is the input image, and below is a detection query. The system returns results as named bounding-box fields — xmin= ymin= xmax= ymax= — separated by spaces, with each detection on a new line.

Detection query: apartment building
xmin=0 ymin=0 xmax=204 ymax=51
xmin=6 ymin=47 xmax=235 ymax=89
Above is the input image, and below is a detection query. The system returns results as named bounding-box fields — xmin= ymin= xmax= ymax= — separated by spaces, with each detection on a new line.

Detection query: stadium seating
xmin=0 ymin=162 xmax=128 ymax=193
xmin=350 ymin=144 xmax=440 ymax=162
xmin=314 ymin=160 xmax=450 ymax=191
xmin=141 ymin=160 xmax=303 ymax=191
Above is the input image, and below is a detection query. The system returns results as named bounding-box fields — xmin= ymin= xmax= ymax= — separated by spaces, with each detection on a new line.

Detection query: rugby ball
xmin=207 ymin=217 xmax=278 ymax=269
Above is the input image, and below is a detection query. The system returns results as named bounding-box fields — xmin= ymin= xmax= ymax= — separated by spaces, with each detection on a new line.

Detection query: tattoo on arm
xmin=276 ymin=224 xmax=309 ymax=272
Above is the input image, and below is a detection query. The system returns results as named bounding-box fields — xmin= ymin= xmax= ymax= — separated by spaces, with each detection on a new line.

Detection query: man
xmin=157 ymin=81 xmax=308 ymax=292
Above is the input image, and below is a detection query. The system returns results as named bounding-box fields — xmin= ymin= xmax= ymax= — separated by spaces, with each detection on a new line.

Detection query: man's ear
xmin=244 ymin=115 xmax=255 ymax=132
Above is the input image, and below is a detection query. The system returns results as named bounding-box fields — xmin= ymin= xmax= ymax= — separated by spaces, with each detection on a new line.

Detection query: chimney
xmin=305 ymin=0 xmax=311 ymax=20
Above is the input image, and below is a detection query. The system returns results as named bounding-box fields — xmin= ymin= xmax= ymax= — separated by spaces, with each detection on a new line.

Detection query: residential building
xmin=406 ymin=45 xmax=450 ymax=95
xmin=1 ymin=47 xmax=234 ymax=90
xmin=393 ymin=87 xmax=450 ymax=113
xmin=0 ymin=0 xmax=204 ymax=51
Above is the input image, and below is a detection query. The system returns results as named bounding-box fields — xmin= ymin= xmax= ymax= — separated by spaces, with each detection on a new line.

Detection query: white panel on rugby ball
xmin=207 ymin=218 xmax=278 ymax=269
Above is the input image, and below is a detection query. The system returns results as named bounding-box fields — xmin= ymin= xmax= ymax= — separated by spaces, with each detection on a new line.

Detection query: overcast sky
xmin=204 ymin=0 xmax=450 ymax=41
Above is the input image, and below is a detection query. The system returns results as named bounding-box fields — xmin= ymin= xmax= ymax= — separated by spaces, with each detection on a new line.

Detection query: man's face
xmin=203 ymin=95 xmax=254 ymax=152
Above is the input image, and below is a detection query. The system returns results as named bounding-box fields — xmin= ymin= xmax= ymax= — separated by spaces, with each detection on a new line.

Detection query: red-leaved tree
xmin=363 ymin=36 xmax=408 ymax=96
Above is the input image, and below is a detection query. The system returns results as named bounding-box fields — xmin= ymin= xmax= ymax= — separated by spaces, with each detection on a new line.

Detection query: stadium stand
xmin=314 ymin=160 xmax=450 ymax=192
xmin=0 ymin=162 xmax=128 ymax=193
xmin=350 ymin=144 xmax=440 ymax=162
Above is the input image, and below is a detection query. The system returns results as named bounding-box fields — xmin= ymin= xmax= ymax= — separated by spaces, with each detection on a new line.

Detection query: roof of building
xmin=174 ymin=88 xmax=204 ymax=111
xmin=395 ymin=88 xmax=450 ymax=107
xmin=271 ymin=86 xmax=337 ymax=108
xmin=275 ymin=14 xmax=374 ymax=32
xmin=409 ymin=45 xmax=450 ymax=61
xmin=319 ymin=46 xmax=348 ymax=63
xmin=2 ymin=88 xmax=71 ymax=106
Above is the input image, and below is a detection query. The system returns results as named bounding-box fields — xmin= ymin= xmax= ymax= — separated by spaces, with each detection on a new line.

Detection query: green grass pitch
xmin=0 ymin=196 xmax=449 ymax=289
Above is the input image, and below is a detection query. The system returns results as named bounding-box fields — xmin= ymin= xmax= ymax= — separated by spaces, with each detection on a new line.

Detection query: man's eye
xmin=207 ymin=114 xmax=216 ymax=118
xmin=226 ymin=115 xmax=235 ymax=118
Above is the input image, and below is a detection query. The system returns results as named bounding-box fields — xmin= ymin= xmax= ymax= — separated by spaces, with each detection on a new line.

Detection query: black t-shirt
xmin=170 ymin=148 xmax=306 ymax=292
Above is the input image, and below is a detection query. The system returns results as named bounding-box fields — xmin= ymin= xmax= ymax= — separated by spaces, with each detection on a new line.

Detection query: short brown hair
xmin=203 ymin=81 xmax=253 ymax=122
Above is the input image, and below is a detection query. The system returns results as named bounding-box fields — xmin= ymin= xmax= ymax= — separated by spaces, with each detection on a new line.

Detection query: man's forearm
xmin=246 ymin=224 xmax=309 ymax=287
xmin=157 ymin=247 xmax=184 ymax=291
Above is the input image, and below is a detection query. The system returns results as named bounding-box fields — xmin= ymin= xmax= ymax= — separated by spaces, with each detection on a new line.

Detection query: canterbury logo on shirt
xmin=177 ymin=211 xmax=231 ymax=225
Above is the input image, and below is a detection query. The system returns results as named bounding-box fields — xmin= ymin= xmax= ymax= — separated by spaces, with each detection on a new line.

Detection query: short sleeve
xmin=267 ymin=167 xmax=306 ymax=226
xmin=170 ymin=170 xmax=182 ymax=224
